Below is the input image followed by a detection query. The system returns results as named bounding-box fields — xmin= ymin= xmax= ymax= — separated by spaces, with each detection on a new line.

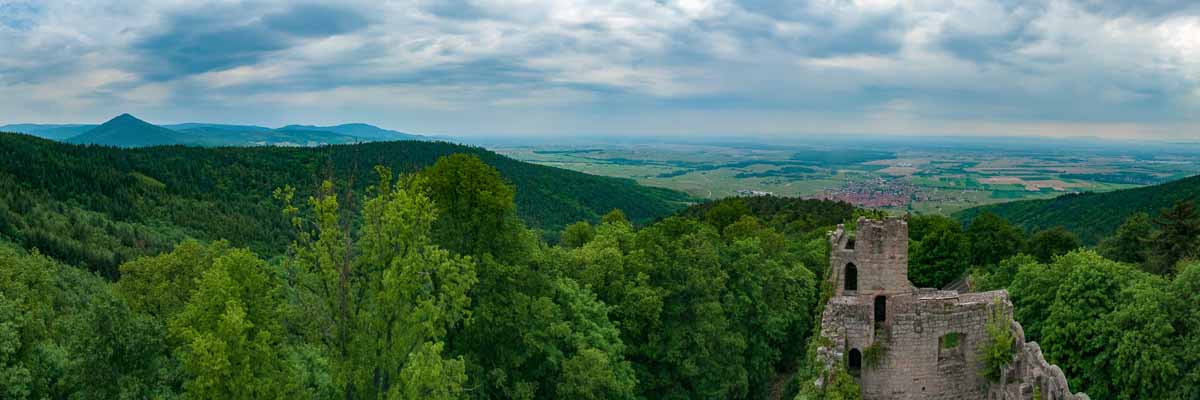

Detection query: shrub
xmin=979 ymin=298 xmax=1015 ymax=381
xmin=862 ymin=340 xmax=887 ymax=369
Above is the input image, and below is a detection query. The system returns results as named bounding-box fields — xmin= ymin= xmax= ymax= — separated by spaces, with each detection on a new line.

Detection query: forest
xmin=1 ymin=141 xmax=1198 ymax=399
xmin=955 ymin=173 xmax=1200 ymax=244
xmin=0 ymin=132 xmax=689 ymax=278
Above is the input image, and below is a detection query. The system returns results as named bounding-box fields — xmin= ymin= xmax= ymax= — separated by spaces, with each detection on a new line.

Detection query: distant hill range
xmin=0 ymin=123 xmax=96 ymax=140
xmin=955 ymin=174 xmax=1200 ymax=244
xmin=1 ymin=113 xmax=422 ymax=147
xmin=277 ymin=123 xmax=421 ymax=141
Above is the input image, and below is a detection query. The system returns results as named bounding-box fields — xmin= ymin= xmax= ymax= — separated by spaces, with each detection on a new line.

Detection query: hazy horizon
xmin=8 ymin=111 xmax=1200 ymax=146
xmin=2 ymin=1 xmax=1199 ymax=140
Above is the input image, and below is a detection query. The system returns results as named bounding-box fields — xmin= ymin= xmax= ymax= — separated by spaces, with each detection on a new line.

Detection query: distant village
xmin=734 ymin=189 xmax=774 ymax=197
xmin=808 ymin=178 xmax=915 ymax=208
xmin=803 ymin=177 xmax=982 ymax=210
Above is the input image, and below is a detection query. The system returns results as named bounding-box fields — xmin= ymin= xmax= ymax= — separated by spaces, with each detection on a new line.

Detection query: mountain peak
xmin=107 ymin=113 xmax=145 ymax=124
xmin=66 ymin=113 xmax=180 ymax=147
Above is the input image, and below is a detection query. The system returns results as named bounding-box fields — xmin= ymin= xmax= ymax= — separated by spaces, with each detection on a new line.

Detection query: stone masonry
xmin=815 ymin=217 xmax=1087 ymax=400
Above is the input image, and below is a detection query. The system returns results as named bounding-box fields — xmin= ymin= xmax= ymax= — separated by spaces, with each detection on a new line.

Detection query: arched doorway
xmin=848 ymin=348 xmax=862 ymax=372
xmin=874 ymin=295 xmax=887 ymax=325
xmin=844 ymin=263 xmax=857 ymax=291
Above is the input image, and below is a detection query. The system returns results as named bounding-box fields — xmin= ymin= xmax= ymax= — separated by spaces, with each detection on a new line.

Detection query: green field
xmin=496 ymin=141 xmax=1199 ymax=215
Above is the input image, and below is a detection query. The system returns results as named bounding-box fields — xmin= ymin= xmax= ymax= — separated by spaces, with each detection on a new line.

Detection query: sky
xmin=1 ymin=0 xmax=1198 ymax=140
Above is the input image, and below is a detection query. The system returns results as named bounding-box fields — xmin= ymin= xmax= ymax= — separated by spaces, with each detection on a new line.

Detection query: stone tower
xmin=829 ymin=217 xmax=915 ymax=298
xmin=813 ymin=217 xmax=1087 ymax=400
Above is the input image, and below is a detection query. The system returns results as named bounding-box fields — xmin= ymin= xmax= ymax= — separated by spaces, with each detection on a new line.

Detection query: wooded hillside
xmin=0 ymin=132 xmax=690 ymax=276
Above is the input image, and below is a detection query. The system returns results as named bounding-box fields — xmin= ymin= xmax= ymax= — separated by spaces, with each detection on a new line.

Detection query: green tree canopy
xmin=563 ymin=215 xmax=821 ymax=399
xmin=704 ymin=198 xmax=750 ymax=233
xmin=169 ymin=248 xmax=297 ymax=399
xmin=1024 ymin=226 xmax=1081 ymax=263
xmin=1146 ymin=200 xmax=1200 ymax=275
xmin=1169 ymin=261 xmax=1200 ymax=399
xmin=965 ymin=212 xmax=1026 ymax=268
xmin=0 ymin=243 xmax=178 ymax=399
xmin=116 ymin=239 xmax=231 ymax=320
xmin=907 ymin=215 xmax=969 ymax=288
xmin=1009 ymin=250 xmax=1186 ymax=399
xmin=559 ymin=221 xmax=595 ymax=249
xmin=280 ymin=167 xmax=476 ymax=399
xmin=1098 ymin=212 xmax=1152 ymax=265
xmin=420 ymin=153 xmax=525 ymax=262
xmin=601 ymin=209 xmax=629 ymax=226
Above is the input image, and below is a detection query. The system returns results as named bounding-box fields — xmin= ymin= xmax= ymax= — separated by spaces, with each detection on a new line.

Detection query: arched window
xmin=848 ymin=348 xmax=862 ymax=371
xmin=844 ymin=263 xmax=858 ymax=291
xmin=874 ymin=295 xmax=887 ymax=325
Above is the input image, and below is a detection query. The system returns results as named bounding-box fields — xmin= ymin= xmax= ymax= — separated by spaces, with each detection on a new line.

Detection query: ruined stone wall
xmin=815 ymin=218 xmax=1087 ymax=400
xmin=822 ymin=291 xmax=1002 ymax=400
xmin=861 ymin=291 xmax=999 ymax=400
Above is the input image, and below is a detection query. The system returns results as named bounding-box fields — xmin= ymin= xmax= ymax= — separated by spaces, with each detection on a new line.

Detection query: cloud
xmin=935 ymin=1 xmax=1047 ymax=65
xmin=735 ymin=0 xmax=908 ymax=57
xmin=1071 ymin=0 xmax=1200 ymax=18
xmin=0 ymin=0 xmax=1197 ymax=140
xmin=0 ymin=1 xmax=39 ymax=31
xmin=263 ymin=4 xmax=369 ymax=37
xmin=132 ymin=2 xmax=370 ymax=80
xmin=420 ymin=0 xmax=491 ymax=20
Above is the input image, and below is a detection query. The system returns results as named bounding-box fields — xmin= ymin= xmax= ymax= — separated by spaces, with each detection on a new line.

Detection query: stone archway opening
xmin=845 ymin=263 xmax=858 ymax=291
xmin=848 ymin=348 xmax=862 ymax=373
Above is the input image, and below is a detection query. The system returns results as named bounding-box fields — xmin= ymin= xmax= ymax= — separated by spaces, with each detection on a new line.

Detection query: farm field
xmin=493 ymin=137 xmax=1200 ymax=214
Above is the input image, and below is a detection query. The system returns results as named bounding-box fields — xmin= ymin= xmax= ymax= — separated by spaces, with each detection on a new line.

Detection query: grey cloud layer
xmin=0 ymin=0 xmax=1197 ymax=138
xmin=133 ymin=3 xmax=371 ymax=80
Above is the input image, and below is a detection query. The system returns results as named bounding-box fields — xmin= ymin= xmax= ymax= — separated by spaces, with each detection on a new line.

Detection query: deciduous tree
xmin=280 ymin=167 xmax=475 ymax=399
xmin=965 ymin=212 xmax=1026 ymax=268
xmin=908 ymin=215 xmax=969 ymax=288
xmin=169 ymin=248 xmax=296 ymax=399
xmin=1024 ymin=226 xmax=1081 ymax=263
xmin=559 ymin=221 xmax=595 ymax=248
xmin=1098 ymin=212 xmax=1152 ymax=265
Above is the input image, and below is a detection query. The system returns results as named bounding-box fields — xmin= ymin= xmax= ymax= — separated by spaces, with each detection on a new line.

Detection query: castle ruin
xmin=815 ymin=217 xmax=1087 ymax=400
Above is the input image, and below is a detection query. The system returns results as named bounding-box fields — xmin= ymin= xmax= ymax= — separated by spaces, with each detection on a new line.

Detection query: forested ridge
xmin=955 ymin=173 xmax=1200 ymax=244
xmin=1 ymin=135 xmax=1198 ymax=399
xmin=0 ymin=149 xmax=855 ymax=399
xmin=0 ymin=132 xmax=689 ymax=276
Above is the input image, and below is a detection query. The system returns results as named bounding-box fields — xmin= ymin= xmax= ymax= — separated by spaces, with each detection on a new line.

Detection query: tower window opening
xmin=845 ymin=263 xmax=858 ymax=291
xmin=874 ymin=295 xmax=887 ymax=325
